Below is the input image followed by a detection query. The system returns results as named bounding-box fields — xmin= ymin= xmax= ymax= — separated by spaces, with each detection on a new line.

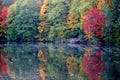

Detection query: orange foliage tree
xmin=40 ymin=0 xmax=49 ymax=18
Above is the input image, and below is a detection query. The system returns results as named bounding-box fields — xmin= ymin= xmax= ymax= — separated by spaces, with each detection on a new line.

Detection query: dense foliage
xmin=0 ymin=0 xmax=119 ymax=46
xmin=7 ymin=0 xmax=40 ymax=41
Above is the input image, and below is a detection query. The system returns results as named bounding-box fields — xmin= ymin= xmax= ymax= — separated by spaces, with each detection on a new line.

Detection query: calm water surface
xmin=0 ymin=43 xmax=120 ymax=80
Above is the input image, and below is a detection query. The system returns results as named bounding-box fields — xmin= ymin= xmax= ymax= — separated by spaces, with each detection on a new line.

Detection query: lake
xmin=0 ymin=43 xmax=120 ymax=80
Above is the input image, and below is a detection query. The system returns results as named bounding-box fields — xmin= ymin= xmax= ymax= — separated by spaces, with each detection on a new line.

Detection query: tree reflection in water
xmin=38 ymin=50 xmax=48 ymax=80
xmin=0 ymin=43 xmax=118 ymax=80
xmin=3 ymin=43 xmax=40 ymax=80
xmin=65 ymin=47 xmax=105 ymax=80
xmin=0 ymin=47 xmax=15 ymax=80
xmin=82 ymin=48 xmax=105 ymax=80
xmin=66 ymin=54 xmax=78 ymax=75
xmin=0 ymin=49 xmax=8 ymax=75
xmin=37 ymin=44 xmax=68 ymax=80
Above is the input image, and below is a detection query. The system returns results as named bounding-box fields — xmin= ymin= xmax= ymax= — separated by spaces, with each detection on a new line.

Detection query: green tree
xmin=7 ymin=0 xmax=40 ymax=41
xmin=48 ymin=0 xmax=71 ymax=41
xmin=103 ymin=0 xmax=120 ymax=46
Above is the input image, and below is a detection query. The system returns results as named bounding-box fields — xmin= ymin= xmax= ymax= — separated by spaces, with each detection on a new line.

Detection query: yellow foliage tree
xmin=40 ymin=0 xmax=49 ymax=18
xmin=38 ymin=0 xmax=49 ymax=41
xmin=97 ymin=0 xmax=105 ymax=11
xmin=67 ymin=12 xmax=79 ymax=30
xmin=97 ymin=0 xmax=113 ymax=11
xmin=67 ymin=0 xmax=80 ymax=30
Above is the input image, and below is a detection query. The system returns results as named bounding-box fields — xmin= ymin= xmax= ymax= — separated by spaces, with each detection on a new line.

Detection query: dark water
xmin=0 ymin=43 xmax=120 ymax=80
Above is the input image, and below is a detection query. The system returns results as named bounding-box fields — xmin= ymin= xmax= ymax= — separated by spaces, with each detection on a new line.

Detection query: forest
xmin=0 ymin=0 xmax=120 ymax=46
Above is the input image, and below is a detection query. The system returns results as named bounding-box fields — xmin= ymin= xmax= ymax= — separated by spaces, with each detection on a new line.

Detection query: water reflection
xmin=0 ymin=43 xmax=119 ymax=80
xmin=38 ymin=50 xmax=48 ymax=80
xmin=0 ymin=46 xmax=14 ymax=80
xmin=82 ymin=48 xmax=104 ymax=80
xmin=0 ymin=49 xmax=8 ymax=75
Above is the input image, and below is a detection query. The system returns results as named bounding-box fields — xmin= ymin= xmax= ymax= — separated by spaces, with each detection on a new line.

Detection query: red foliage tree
xmin=0 ymin=7 xmax=8 ymax=28
xmin=83 ymin=8 xmax=105 ymax=39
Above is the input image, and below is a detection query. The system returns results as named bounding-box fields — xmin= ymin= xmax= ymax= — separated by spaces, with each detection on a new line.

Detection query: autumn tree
xmin=48 ymin=0 xmax=71 ymax=41
xmin=67 ymin=0 xmax=81 ymax=30
xmin=66 ymin=0 xmax=98 ymax=40
xmin=0 ymin=2 xmax=8 ymax=43
xmin=83 ymin=8 xmax=105 ymax=43
xmin=37 ymin=0 xmax=49 ymax=41
xmin=0 ymin=7 xmax=8 ymax=27
xmin=67 ymin=0 xmax=97 ymax=29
